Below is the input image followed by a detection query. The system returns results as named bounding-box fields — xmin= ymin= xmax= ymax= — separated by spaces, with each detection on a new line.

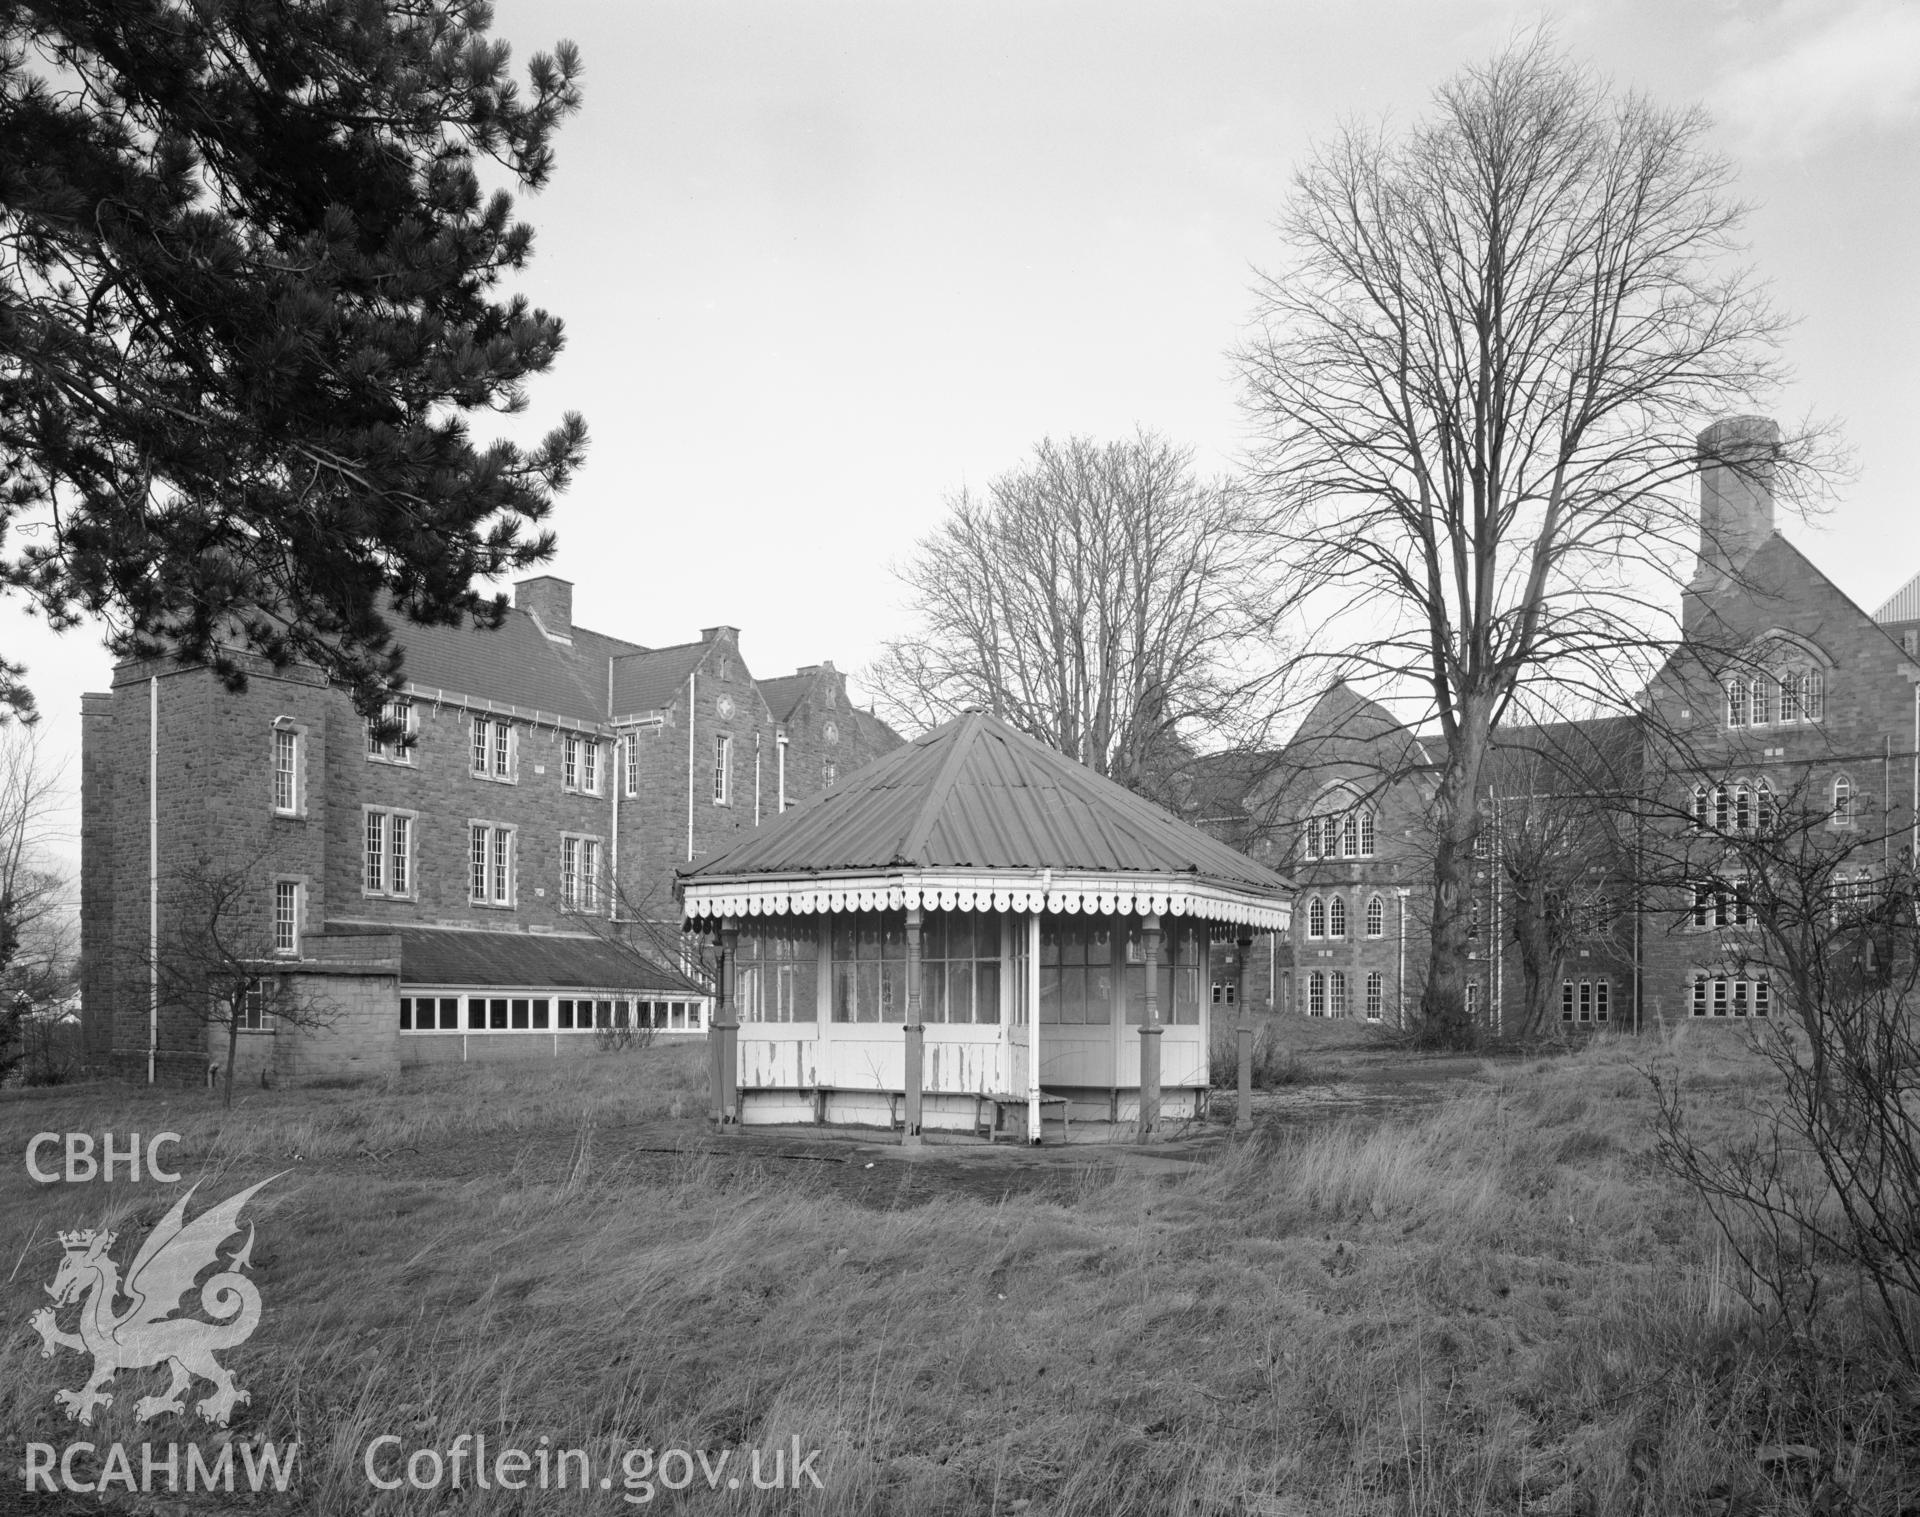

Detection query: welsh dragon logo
xmin=31 ymin=1175 xmax=280 ymax=1426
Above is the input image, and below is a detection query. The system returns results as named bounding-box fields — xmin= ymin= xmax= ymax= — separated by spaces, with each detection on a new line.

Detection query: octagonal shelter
xmin=678 ymin=712 xmax=1291 ymax=1140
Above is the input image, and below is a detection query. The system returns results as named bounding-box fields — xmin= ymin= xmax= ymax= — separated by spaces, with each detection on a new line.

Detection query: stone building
xmin=79 ymin=577 xmax=901 ymax=1082
xmin=1194 ymin=416 xmax=1920 ymax=1034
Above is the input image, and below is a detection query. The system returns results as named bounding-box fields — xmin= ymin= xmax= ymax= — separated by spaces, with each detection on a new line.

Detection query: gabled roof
xmin=1874 ymin=569 xmax=1920 ymax=625
xmin=680 ymin=711 xmax=1291 ymax=896
xmin=395 ymin=927 xmax=706 ymax=994
xmin=610 ymin=642 xmax=709 ymax=716
xmin=756 ymin=673 xmax=812 ymax=723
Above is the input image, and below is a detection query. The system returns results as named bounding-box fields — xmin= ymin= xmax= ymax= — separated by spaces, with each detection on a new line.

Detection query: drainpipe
xmin=1395 ymin=886 xmax=1411 ymax=1030
xmin=776 ymin=730 xmax=788 ymax=813
xmin=686 ymin=671 xmax=696 ymax=863
xmin=609 ymin=733 xmax=619 ymax=923
xmin=754 ymin=732 xmax=762 ymax=826
xmin=148 ymin=673 xmax=158 ymax=1084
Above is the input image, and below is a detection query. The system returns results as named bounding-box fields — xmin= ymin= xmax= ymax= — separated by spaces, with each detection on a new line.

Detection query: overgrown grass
xmin=5 ymin=1031 xmax=1915 ymax=1515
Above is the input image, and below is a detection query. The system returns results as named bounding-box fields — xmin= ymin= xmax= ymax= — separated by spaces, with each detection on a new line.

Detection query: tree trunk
xmin=224 ymin=1011 xmax=239 ymax=1109
xmin=1420 ymin=702 xmax=1493 ymax=1048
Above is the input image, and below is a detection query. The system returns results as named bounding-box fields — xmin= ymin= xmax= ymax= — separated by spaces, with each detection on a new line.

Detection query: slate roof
xmin=756 ymin=673 xmax=812 ymax=722
xmin=610 ymin=642 xmax=709 ymax=716
xmin=393 ymin=606 xmax=613 ymax=725
xmin=395 ymin=927 xmax=706 ymax=994
xmin=680 ymin=710 xmax=1292 ymax=895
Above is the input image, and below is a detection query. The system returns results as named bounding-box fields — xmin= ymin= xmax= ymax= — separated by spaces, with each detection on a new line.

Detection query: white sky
xmin=8 ymin=0 xmax=1918 ymax=862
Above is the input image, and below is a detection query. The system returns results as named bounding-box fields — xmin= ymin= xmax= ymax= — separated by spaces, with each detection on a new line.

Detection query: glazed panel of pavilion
xmin=683 ymin=874 xmax=1289 ymax=1141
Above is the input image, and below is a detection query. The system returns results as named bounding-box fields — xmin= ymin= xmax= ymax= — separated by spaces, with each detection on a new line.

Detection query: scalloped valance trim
xmin=681 ymin=871 xmax=1290 ymax=933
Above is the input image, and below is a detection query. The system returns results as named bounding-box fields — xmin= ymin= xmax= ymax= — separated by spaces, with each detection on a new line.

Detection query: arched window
xmin=1725 ymin=679 xmax=1748 ymax=728
xmin=1734 ymin=783 xmax=1752 ymax=832
xmin=1301 ymin=816 xmax=1321 ymax=860
xmin=1340 ymin=811 xmax=1358 ymax=857
xmin=1750 ymin=674 xmax=1773 ymax=726
xmin=1714 ymin=783 xmax=1730 ymax=832
xmin=1756 ymin=778 xmax=1775 ymax=832
xmin=1780 ymin=670 xmax=1802 ymax=723
xmin=1329 ymin=971 xmax=1348 ymax=1018
xmin=1307 ymin=971 xmax=1326 ymax=1017
xmin=1328 ymin=896 xmax=1347 ymax=938
xmin=1804 ymin=668 xmax=1824 ymax=722
xmin=1364 ymin=971 xmax=1383 ymax=1020
xmin=1306 ymin=897 xmax=1326 ymax=939
xmin=1358 ymin=808 xmax=1376 ymax=856
xmin=1831 ymin=774 xmax=1854 ymax=828
xmin=1692 ymin=783 xmax=1710 ymax=831
xmin=1365 ymin=895 xmax=1385 ymax=938
xmin=1318 ymin=815 xmax=1339 ymax=859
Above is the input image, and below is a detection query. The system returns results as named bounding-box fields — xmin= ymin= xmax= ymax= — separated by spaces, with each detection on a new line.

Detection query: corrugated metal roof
xmin=611 ymin=642 xmax=709 ymax=715
xmin=396 ymin=927 xmax=706 ymax=993
xmin=1873 ymin=570 xmax=1920 ymax=625
xmin=680 ymin=711 xmax=1292 ymax=895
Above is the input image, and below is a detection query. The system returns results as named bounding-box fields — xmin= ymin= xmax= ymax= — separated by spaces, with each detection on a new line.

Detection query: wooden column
xmin=711 ymin=918 xmax=740 ymax=1131
xmin=1235 ymin=931 xmax=1255 ymax=1132
xmin=902 ymin=906 xmax=924 ymax=1146
xmin=1027 ymin=910 xmax=1043 ymax=1145
xmin=1138 ymin=912 xmax=1162 ymax=1142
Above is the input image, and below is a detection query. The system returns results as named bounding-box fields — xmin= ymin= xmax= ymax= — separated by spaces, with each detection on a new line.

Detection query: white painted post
xmin=1027 ymin=910 xmax=1042 ymax=1145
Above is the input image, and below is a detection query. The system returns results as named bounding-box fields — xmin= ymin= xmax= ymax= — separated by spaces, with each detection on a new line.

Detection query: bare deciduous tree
xmin=1238 ymin=35 xmax=1828 ymax=1044
xmin=0 ymin=725 xmax=74 ymax=1082
xmin=1647 ymin=777 xmax=1920 ymax=1372
xmin=152 ymin=851 xmax=332 ymax=1108
xmin=868 ymin=431 xmax=1283 ymax=801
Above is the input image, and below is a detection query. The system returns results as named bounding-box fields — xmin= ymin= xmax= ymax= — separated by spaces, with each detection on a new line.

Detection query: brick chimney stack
xmin=514 ymin=576 xmax=573 ymax=641
xmin=1685 ymin=416 xmax=1778 ymax=622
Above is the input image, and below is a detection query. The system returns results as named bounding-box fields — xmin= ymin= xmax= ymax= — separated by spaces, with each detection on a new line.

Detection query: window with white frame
xmin=561 ymin=834 xmax=602 ymax=911
xmin=1831 ymin=867 xmax=1876 ymax=926
xmin=1830 ymin=773 xmax=1855 ymax=828
xmin=1305 ymin=896 xmax=1326 ymax=939
xmin=1307 ymin=970 xmax=1326 ymax=1017
xmin=1365 ymin=895 xmax=1385 ymax=938
xmin=1328 ymin=895 xmax=1347 ymax=939
xmin=1756 ymin=778 xmax=1776 ymax=832
xmin=471 ymin=716 xmax=513 ymax=780
xmin=272 ymin=724 xmax=301 ymax=815
xmin=469 ymin=822 xmax=514 ymax=906
xmin=1691 ymin=876 xmax=1753 ymax=931
xmin=1691 ymin=973 xmax=1770 ymax=1018
xmin=273 ymin=880 xmax=300 ymax=955
xmin=1302 ymin=793 xmax=1376 ymax=860
xmin=363 ymin=808 xmax=415 ymax=897
xmin=1560 ymin=977 xmax=1610 ymax=1024
xmin=1364 ymin=971 xmax=1383 ymax=1020
xmin=1691 ymin=782 xmax=1710 ymax=832
xmin=237 ymin=977 xmax=275 ymax=1032
xmin=823 ymin=758 xmax=837 ymax=788
xmin=1727 ymin=660 xmax=1824 ymax=729
xmin=1329 ymin=970 xmax=1348 ymax=1018
xmin=736 ymin=921 xmax=821 ymax=1023
xmin=1465 ymin=979 xmax=1480 ymax=1018
xmin=564 ymin=734 xmax=600 ymax=794
xmin=366 ymin=699 xmax=414 ymax=763
xmin=623 ymin=734 xmax=639 ymax=797
xmin=712 ymin=734 xmax=731 ymax=805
